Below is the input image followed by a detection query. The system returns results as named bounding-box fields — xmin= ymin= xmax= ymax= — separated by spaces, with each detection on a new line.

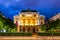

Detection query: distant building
xmin=49 ymin=13 xmax=60 ymax=21
xmin=14 ymin=8 xmax=45 ymax=32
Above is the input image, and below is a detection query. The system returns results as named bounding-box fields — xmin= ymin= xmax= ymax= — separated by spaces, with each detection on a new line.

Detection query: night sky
xmin=0 ymin=0 xmax=60 ymax=20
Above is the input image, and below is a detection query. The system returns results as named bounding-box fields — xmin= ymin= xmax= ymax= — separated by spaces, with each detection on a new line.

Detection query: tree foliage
xmin=0 ymin=13 xmax=17 ymax=32
xmin=41 ymin=19 xmax=60 ymax=32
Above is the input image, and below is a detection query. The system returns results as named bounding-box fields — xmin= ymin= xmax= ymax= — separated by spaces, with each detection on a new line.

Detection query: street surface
xmin=0 ymin=36 xmax=60 ymax=40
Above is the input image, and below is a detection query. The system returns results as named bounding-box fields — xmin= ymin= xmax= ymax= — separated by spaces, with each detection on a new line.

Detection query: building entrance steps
xmin=32 ymin=32 xmax=38 ymax=37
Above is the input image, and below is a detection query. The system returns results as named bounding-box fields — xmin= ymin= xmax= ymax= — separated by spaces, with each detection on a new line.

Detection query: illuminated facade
xmin=14 ymin=9 xmax=45 ymax=32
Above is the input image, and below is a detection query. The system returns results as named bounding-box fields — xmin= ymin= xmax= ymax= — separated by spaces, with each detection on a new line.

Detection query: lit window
xmin=40 ymin=17 xmax=43 ymax=20
xmin=33 ymin=19 xmax=36 ymax=25
xmin=33 ymin=14 xmax=36 ymax=17
xmin=25 ymin=24 xmax=28 ymax=25
xmin=22 ymin=15 xmax=25 ymax=17
xmin=28 ymin=19 xmax=30 ymax=24
xmin=16 ymin=18 xmax=18 ymax=20
xmin=23 ymin=19 xmax=25 ymax=23
xmin=30 ymin=24 xmax=33 ymax=25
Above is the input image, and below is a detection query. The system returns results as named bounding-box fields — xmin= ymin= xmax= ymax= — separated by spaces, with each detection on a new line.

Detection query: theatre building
xmin=14 ymin=9 xmax=45 ymax=32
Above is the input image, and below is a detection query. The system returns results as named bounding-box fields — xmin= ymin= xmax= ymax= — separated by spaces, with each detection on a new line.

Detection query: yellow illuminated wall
xmin=20 ymin=14 xmax=38 ymax=26
xmin=14 ymin=13 xmax=45 ymax=26
xmin=21 ymin=19 xmax=37 ymax=26
xmin=14 ymin=10 xmax=45 ymax=32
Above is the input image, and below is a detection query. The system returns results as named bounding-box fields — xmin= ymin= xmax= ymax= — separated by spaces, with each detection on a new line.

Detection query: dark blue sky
xmin=0 ymin=0 xmax=60 ymax=20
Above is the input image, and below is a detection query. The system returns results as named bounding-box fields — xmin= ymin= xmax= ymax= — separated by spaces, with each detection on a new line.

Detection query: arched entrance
xmin=27 ymin=27 xmax=30 ymax=32
xmin=32 ymin=27 xmax=36 ymax=33
xmin=23 ymin=27 xmax=25 ymax=32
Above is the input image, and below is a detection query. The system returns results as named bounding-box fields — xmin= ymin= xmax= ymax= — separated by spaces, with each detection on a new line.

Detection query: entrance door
xmin=27 ymin=27 xmax=30 ymax=32
xmin=32 ymin=27 xmax=36 ymax=33
xmin=23 ymin=27 xmax=25 ymax=32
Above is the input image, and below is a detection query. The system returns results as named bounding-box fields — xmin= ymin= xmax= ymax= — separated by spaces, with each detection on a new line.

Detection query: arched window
xmin=33 ymin=14 xmax=36 ymax=17
xmin=23 ymin=19 xmax=25 ymax=24
xmin=28 ymin=19 xmax=30 ymax=24
xmin=33 ymin=19 xmax=36 ymax=25
xmin=40 ymin=17 xmax=43 ymax=20
xmin=22 ymin=14 xmax=25 ymax=17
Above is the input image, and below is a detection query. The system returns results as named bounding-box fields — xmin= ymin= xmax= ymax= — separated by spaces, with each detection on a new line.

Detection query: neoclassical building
xmin=14 ymin=9 xmax=45 ymax=32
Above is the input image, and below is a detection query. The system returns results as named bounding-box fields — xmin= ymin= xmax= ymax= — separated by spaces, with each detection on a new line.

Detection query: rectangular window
xmin=33 ymin=19 xmax=36 ymax=25
xmin=23 ymin=19 xmax=25 ymax=23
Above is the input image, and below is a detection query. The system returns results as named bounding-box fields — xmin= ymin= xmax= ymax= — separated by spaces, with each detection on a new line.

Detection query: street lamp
xmin=52 ymin=32 xmax=53 ymax=40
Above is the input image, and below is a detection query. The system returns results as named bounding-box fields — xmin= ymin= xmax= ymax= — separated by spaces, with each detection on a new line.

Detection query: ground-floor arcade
xmin=17 ymin=25 xmax=41 ymax=32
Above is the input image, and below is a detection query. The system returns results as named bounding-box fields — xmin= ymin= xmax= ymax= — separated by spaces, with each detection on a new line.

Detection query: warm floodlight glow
xmin=30 ymin=24 xmax=34 ymax=25
xmin=25 ymin=24 xmax=28 ymax=25
xmin=27 ymin=14 xmax=31 ymax=17
xmin=21 ymin=24 xmax=24 ymax=25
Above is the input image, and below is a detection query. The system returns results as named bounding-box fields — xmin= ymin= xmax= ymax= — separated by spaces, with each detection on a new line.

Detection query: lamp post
xmin=52 ymin=32 xmax=53 ymax=40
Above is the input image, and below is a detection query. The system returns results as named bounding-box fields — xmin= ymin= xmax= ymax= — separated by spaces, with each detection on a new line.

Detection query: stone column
xmin=30 ymin=27 xmax=32 ymax=32
xmin=38 ymin=26 xmax=41 ymax=32
xmin=20 ymin=26 xmax=23 ymax=32
xmin=35 ymin=26 xmax=37 ymax=32
xmin=21 ymin=26 xmax=23 ymax=32
xmin=17 ymin=25 xmax=20 ymax=32
xmin=25 ymin=26 xmax=28 ymax=32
